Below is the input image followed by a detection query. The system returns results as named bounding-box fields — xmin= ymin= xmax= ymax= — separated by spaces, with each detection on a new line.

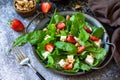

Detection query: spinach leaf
xmin=79 ymin=29 xmax=89 ymax=42
xmin=79 ymin=61 xmax=91 ymax=71
xmin=70 ymin=12 xmax=85 ymax=25
xmin=53 ymin=14 xmax=66 ymax=23
xmin=45 ymin=55 xmax=55 ymax=68
xmin=55 ymin=41 xmax=77 ymax=54
xmin=86 ymin=47 xmax=106 ymax=60
xmin=13 ymin=30 xmax=45 ymax=46
xmin=47 ymin=24 xmax=57 ymax=37
xmin=92 ymin=27 xmax=104 ymax=38
xmin=70 ymin=23 xmax=79 ymax=36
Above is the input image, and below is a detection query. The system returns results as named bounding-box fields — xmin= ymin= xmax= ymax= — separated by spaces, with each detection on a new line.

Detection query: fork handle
xmin=27 ymin=63 xmax=45 ymax=80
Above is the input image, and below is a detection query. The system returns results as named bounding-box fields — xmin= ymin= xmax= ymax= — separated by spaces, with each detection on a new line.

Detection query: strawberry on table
xmin=45 ymin=43 xmax=54 ymax=52
xmin=41 ymin=2 xmax=51 ymax=13
xmin=57 ymin=22 xmax=66 ymax=30
xmin=10 ymin=19 xmax=24 ymax=31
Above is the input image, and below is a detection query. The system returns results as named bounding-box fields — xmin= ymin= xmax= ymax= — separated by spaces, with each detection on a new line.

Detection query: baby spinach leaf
xmin=47 ymin=24 xmax=57 ymax=37
xmin=79 ymin=61 xmax=91 ymax=71
xmin=92 ymin=27 xmax=104 ymax=38
xmin=79 ymin=29 xmax=89 ymax=42
xmin=13 ymin=30 xmax=45 ymax=46
xmin=70 ymin=12 xmax=85 ymax=25
xmin=53 ymin=14 xmax=66 ymax=23
xmin=86 ymin=47 xmax=106 ymax=60
xmin=55 ymin=41 xmax=77 ymax=54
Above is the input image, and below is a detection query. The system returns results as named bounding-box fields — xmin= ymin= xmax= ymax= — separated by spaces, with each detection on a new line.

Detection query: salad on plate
xmin=13 ymin=12 xmax=106 ymax=73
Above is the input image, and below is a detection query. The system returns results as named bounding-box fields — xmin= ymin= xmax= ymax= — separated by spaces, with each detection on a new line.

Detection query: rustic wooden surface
xmin=0 ymin=0 xmax=120 ymax=80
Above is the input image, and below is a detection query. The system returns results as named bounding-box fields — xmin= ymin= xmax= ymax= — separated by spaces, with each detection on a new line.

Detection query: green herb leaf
xmin=55 ymin=41 xmax=77 ymax=54
xmin=92 ymin=27 xmax=104 ymax=38
xmin=79 ymin=29 xmax=89 ymax=42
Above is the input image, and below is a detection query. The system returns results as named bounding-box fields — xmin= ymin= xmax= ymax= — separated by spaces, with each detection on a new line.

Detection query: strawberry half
xmin=66 ymin=35 xmax=76 ymax=44
xmin=63 ymin=63 xmax=73 ymax=70
xmin=10 ymin=19 xmax=24 ymax=31
xmin=57 ymin=22 xmax=66 ymax=30
xmin=77 ymin=46 xmax=85 ymax=54
xmin=90 ymin=35 xmax=99 ymax=41
xmin=45 ymin=43 xmax=54 ymax=52
xmin=84 ymin=26 xmax=92 ymax=33
xmin=41 ymin=2 xmax=51 ymax=13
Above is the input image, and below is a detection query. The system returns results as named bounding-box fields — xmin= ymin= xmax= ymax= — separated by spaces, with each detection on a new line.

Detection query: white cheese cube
xmin=42 ymin=51 xmax=50 ymax=59
xmin=94 ymin=39 xmax=101 ymax=47
xmin=58 ymin=59 xmax=66 ymax=67
xmin=44 ymin=35 xmax=51 ymax=40
xmin=67 ymin=55 xmax=75 ymax=63
xmin=74 ymin=37 xmax=80 ymax=42
xmin=85 ymin=54 xmax=94 ymax=65
xmin=60 ymin=36 xmax=67 ymax=41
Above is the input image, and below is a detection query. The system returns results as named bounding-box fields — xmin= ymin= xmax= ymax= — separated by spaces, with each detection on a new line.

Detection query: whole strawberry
xmin=10 ymin=19 xmax=24 ymax=31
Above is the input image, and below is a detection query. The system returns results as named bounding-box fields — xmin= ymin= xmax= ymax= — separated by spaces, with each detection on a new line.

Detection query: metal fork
xmin=12 ymin=46 xmax=45 ymax=80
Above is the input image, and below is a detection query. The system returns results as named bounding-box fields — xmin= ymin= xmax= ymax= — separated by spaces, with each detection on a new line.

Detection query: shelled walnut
xmin=15 ymin=0 xmax=35 ymax=11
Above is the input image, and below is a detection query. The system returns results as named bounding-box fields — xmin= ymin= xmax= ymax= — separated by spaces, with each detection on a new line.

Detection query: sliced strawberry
xmin=10 ymin=19 xmax=24 ymax=31
xmin=77 ymin=46 xmax=85 ymax=54
xmin=66 ymin=35 xmax=76 ymax=44
xmin=41 ymin=2 xmax=51 ymax=13
xmin=45 ymin=43 xmax=54 ymax=52
xmin=90 ymin=35 xmax=99 ymax=41
xmin=84 ymin=26 xmax=92 ymax=33
xmin=63 ymin=63 xmax=73 ymax=70
xmin=57 ymin=22 xmax=66 ymax=30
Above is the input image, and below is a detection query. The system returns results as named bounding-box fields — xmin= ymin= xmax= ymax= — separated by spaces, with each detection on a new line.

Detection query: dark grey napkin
xmin=88 ymin=0 xmax=120 ymax=27
xmin=112 ymin=28 xmax=120 ymax=67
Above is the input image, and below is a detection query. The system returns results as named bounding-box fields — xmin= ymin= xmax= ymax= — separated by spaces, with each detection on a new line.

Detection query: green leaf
xmin=53 ymin=14 xmax=66 ymax=23
xmin=55 ymin=41 xmax=77 ymax=54
xmin=86 ymin=47 xmax=106 ymax=60
xmin=45 ymin=55 xmax=54 ymax=68
xmin=47 ymin=24 xmax=57 ymax=37
xmin=79 ymin=29 xmax=89 ymax=42
xmin=70 ymin=12 xmax=85 ymax=24
xmin=79 ymin=61 xmax=91 ymax=71
xmin=92 ymin=27 xmax=104 ymax=38
xmin=13 ymin=30 xmax=45 ymax=46
xmin=70 ymin=24 xmax=79 ymax=36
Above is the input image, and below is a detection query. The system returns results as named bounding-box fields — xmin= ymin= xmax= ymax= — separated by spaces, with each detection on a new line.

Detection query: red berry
xmin=66 ymin=35 xmax=76 ymax=44
xmin=10 ymin=19 xmax=24 ymax=31
xmin=45 ymin=43 xmax=54 ymax=52
xmin=41 ymin=2 xmax=51 ymax=13
xmin=63 ymin=63 xmax=73 ymax=70
xmin=90 ymin=35 xmax=99 ymax=41
xmin=84 ymin=26 xmax=92 ymax=33
xmin=77 ymin=46 xmax=85 ymax=54
xmin=57 ymin=22 xmax=66 ymax=30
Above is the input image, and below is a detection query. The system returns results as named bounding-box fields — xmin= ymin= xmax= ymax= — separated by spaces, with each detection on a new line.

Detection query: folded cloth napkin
xmin=88 ymin=0 xmax=120 ymax=27
xmin=112 ymin=28 xmax=120 ymax=67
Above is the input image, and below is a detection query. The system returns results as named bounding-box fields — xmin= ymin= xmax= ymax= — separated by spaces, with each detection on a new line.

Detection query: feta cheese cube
xmin=85 ymin=54 xmax=94 ymax=65
xmin=94 ymin=39 xmax=101 ymax=47
xmin=42 ymin=51 xmax=50 ymax=59
xmin=67 ymin=55 xmax=75 ymax=63
xmin=44 ymin=35 xmax=51 ymax=40
xmin=74 ymin=37 xmax=80 ymax=42
xmin=60 ymin=36 xmax=67 ymax=41
xmin=58 ymin=59 xmax=66 ymax=67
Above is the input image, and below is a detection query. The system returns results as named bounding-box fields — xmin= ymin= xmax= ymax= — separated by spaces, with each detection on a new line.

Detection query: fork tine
xmin=13 ymin=47 xmax=26 ymax=62
xmin=16 ymin=47 xmax=27 ymax=58
xmin=13 ymin=48 xmax=21 ymax=62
